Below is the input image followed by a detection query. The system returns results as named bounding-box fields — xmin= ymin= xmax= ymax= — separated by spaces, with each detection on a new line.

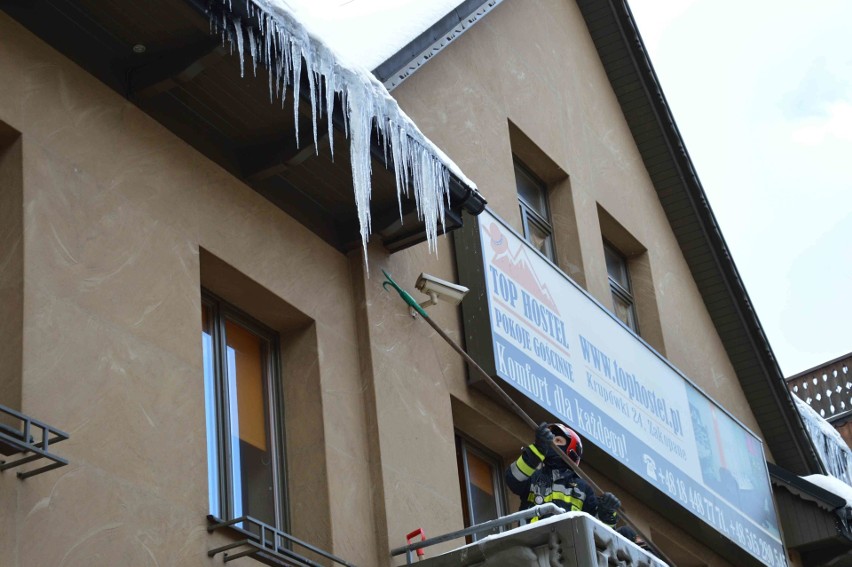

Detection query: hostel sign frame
xmin=456 ymin=209 xmax=786 ymax=567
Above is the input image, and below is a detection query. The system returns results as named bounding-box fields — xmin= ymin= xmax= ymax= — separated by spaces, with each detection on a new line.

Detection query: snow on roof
xmin=803 ymin=474 xmax=852 ymax=508
xmin=794 ymin=396 xmax=852 ymax=486
xmin=274 ymin=0 xmax=468 ymax=71
xmin=213 ymin=0 xmax=478 ymax=257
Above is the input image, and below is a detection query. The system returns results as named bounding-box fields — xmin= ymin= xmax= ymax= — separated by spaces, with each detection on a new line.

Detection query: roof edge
xmin=373 ymin=0 xmax=504 ymax=91
xmin=786 ymin=351 xmax=852 ymax=381
xmin=769 ymin=463 xmax=846 ymax=512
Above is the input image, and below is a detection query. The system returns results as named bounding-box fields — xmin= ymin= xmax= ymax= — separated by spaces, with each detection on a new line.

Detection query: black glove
xmin=534 ymin=422 xmax=554 ymax=454
xmin=597 ymin=492 xmax=621 ymax=526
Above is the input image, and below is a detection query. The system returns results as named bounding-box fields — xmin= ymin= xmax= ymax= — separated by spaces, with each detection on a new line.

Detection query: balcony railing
xmin=0 ymin=403 xmax=68 ymax=479
xmin=207 ymin=515 xmax=357 ymax=567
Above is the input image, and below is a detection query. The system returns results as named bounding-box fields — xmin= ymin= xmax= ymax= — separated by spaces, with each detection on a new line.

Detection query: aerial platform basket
xmin=392 ymin=506 xmax=667 ymax=567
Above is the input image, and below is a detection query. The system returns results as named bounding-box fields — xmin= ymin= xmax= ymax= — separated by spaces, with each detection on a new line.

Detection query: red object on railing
xmin=406 ymin=528 xmax=427 ymax=560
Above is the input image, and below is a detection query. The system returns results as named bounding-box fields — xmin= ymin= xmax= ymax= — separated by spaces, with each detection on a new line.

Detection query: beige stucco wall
xmin=0 ymin=11 xmax=379 ymax=566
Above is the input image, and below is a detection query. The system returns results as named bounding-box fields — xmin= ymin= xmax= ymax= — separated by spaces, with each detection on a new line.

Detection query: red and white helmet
xmin=548 ymin=423 xmax=583 ymax=465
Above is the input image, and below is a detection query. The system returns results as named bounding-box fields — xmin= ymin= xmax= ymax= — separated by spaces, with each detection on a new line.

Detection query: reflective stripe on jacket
xmin=505 ymin=448 xmax=608 ymax=526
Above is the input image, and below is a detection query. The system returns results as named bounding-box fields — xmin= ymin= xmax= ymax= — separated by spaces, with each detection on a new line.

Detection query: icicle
xmin=300 ymin=40 xmax=320 ymax=150
xmin=306 ymin=46 xmax=319 ymax=152
xmin=264 ymin=16 xmax=274 ymax=102
xmin=248 ymin=27 xmax=258 ymax=77
xmin=347 ymin=82 xmax=374 ymax=261
xmin=314 ymin=50 xmax=336 ymax=160
xmin=233 ymin=18 xmax=245 ymax=78
xmin=290 ymin=40 xmax=302 ymax=146
xmin=211 ymin=0 xmax=478 ymax=261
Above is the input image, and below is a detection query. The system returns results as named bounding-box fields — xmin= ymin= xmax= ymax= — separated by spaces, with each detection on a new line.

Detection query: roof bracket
xmin=126 ymin=38 xmax=227 ymax=100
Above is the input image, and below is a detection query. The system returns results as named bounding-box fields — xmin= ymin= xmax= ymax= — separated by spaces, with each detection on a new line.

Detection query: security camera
xmin=414 ymin=273 xmax=470 ymax=309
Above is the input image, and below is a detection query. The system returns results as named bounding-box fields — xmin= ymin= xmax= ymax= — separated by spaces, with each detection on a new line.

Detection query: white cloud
xmin=791 ymin=101 xmax=852 ymax=146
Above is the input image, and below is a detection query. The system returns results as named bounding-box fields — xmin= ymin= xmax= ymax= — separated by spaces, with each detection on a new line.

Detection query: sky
xmin=627 ymin=0 xmax=852 ymax=376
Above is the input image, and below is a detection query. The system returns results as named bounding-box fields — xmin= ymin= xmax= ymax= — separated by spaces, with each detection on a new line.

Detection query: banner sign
xmin=476 ymin=210 xmax=785 ymax=566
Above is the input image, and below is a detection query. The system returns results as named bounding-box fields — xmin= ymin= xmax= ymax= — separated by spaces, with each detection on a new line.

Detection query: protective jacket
xmin=505 ymin=444 xmax=613 ymax=527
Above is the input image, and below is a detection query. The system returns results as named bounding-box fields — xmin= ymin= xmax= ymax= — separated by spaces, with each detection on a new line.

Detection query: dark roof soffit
xmin=197 ymin=0 xmax=487 ymax=239
xmin=574 ymin=0 xmax=821 ymax=474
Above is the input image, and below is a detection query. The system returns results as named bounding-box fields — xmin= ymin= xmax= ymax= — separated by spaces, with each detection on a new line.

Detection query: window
xmin=201 ymin=291 xmax=287 ymax=531
xmin=604 ymin=243 xmax=639 ymax=332
xmin=514 ymin=160 xmax=555 ymax=261
xmin=455 ymin=434 xmax=506 ymax=541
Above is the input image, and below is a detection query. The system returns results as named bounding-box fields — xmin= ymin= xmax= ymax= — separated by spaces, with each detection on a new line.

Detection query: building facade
xmin=0 ymin=0 xmax=824 ymax=566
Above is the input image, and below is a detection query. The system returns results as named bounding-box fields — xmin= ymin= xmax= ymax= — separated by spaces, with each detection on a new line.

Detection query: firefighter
xmin=505 ymin=422 xmax=621 ymax=527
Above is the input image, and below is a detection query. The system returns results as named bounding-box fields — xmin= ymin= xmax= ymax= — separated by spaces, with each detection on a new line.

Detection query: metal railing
xmin=390 ymin=504 xmax=565 ymax=564
xmin=0 ymin=403 xmax=68 ymax=479
xmin=208 ymin=515 xmax=357 ymax=566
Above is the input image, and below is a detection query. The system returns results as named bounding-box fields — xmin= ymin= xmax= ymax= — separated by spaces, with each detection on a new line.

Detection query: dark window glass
xmin=514 ymin=161 xmax=555 ymax=261
xmin=202 ymin=293 xmax=285 ymax=530
xmin=604 ymin=243 xmax=638 ymax=332
xmin=515 ymin=164 xmax=548 ymax=217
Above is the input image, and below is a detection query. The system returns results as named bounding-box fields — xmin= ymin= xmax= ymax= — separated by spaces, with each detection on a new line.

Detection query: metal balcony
xmin=0 ymin=404 xmax=69 ymax=479
xmin=207 ymin=515 xmax=357 ymax=567
xmin=391 ymin=505 xmax=666 ymax=567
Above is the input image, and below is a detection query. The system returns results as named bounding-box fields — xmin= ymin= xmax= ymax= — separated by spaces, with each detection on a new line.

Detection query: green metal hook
xmin=382 ymin=270 xmax=430 ymax=319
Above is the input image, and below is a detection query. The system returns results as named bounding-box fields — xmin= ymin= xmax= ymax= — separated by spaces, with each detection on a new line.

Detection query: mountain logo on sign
xmin=484 ymin=221 xmax=560 ymax=315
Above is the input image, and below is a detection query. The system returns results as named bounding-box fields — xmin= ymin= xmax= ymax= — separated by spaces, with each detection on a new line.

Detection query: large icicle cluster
xmin=210 ymin=0 xmax=477 ymax=257
xmin=794 ymin=396 xmax=852 ymax=486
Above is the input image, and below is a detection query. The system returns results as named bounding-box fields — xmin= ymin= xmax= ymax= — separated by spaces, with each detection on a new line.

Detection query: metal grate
xmin=0 ymin=404 xmax=69 ymax=479
xmin=787 ymin=353 xmax=852 ymax=422
xmin=207 ymin=516 xmax=357 ymax=567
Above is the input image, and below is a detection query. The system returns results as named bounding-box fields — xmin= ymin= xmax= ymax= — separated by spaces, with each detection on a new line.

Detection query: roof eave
xmin=373 ymin=0 xmax=505 ymax=91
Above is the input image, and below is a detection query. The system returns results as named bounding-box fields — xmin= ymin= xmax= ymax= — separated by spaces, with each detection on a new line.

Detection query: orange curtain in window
xmin=226 ymin=320 xmax=267 ymax=451
xmin=467 ymin=452 xmax=495 ymax=496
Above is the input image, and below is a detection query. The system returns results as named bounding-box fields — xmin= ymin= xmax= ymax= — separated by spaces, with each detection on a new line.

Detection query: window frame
xmin=202 ymin=289 xmax=290 ymax=532
xmin=455 ymin=433 xmax=508 ymax=541
xmin=603 ymin=242 xmax=640 ymax=333
xmin=514 ymin=160 xmax=556 ymax=262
